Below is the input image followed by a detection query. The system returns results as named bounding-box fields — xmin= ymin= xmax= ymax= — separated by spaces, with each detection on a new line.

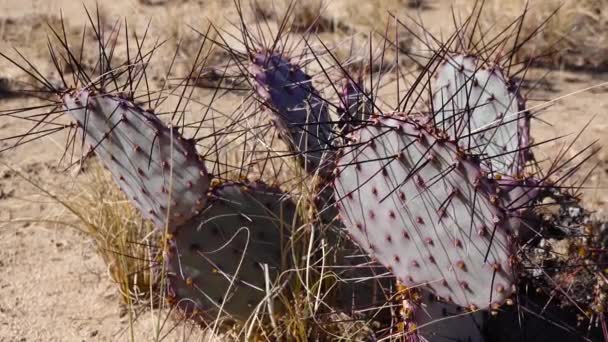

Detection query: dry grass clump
xmin=68 ymin=164 xmax=158 ymax=305
xmin=250 ymin=0 xmax=332 ymax=32
xmin=459 ymin=0 xmax=608 ymax=70
xmin=326 ymin=0 xmax=411 ymax=35
xmin=151 ymin=0 xmax=233 ymax=80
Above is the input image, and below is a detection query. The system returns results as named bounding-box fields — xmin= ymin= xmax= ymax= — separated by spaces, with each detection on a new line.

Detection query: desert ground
xmin=0 ymin=0 xmax=607 ymax=341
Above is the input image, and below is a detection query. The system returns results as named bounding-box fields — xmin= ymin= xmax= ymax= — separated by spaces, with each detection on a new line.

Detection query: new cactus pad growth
xmin=334 ymin=115 xmax=517 ymax=310
xmin=249 ymin=51 xmax=335 ymax=176
xmin=432 ymin=54 xmax=531 ymax=177
xmin=165 ymin=181 xmax=297 ymax=322
xmin=62 ymin=89 xmax=210 ymax=229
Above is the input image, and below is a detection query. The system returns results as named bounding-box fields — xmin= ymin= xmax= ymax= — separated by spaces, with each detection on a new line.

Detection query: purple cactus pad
xmin=249 ymin=51 xmax=335 ymax=176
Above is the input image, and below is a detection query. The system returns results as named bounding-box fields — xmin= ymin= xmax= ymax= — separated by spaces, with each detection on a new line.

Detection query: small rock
xmin=139 ymin=0 xmax=168 ymax=5
xmin=568 ymin=206 xmax=582 ymax=218
xmin=540 ymin=196 xmax=560 ymax=215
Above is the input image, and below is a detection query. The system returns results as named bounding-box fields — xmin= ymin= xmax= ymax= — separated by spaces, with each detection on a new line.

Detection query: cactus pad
xmin=249 ymin=51 xmax=334 ymax=176
xmin=62 ymin=89 xmax=210 ymax=229
xmin=165 ymin=181 xmax=297 ymax=322
xmin=334 ymin=115 xmax=517 ymax=309
xmin=432 ymin=54 xmax=530 ymax=176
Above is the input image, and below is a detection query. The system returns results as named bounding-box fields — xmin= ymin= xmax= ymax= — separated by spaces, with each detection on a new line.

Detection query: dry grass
xmin=326 ymin=0 xmax=411 ymax=35
xmin=250 ymin=0 xmax=418 ymax=35
xmin=161 ymin=0 xmax=231 ymax=65
xmin=246 ymin=0 xmax=417 ymax=69
xmin=459 ymin=0 xmax=608 ymax=70
xmin=68 ymin=164 xmax=158 ymax=305
xmin=250 ymin=0 xmax=332 ymax=32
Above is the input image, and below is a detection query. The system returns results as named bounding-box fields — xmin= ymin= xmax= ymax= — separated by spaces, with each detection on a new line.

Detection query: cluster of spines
xmin=337 ymin=75 xmax=372 ymax=137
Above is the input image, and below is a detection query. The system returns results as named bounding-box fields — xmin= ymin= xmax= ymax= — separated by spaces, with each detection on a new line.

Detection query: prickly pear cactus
xmin=432 ymin=54 xmax=531 ymax=176
xmin=249 ymin=51 xmax=335 ymax=176
xmin=62 ymin=89 xmax=210 ymax=229
xmin=334 ymin=115 xmax=517 ymax=310
xmin=338 ymin=76 xmax=373 ymax=136
xmin=165 ymin=181 xmax=297 ymax=322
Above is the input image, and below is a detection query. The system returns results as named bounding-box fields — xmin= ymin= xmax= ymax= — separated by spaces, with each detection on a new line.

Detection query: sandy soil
xmin=0 ymin=0 xmax=607 ymax=341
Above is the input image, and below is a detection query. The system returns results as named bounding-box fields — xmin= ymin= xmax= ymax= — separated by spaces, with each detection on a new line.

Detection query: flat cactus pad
xmin=432 ymin=54 xmax=530 ymax=176
xmin=334 ymin=115 xmax=517 ymax=310
xmin=63 ymin=89 xmax=210 ymax=229
xmin=165 ymin=181 xmax=297 ymax=323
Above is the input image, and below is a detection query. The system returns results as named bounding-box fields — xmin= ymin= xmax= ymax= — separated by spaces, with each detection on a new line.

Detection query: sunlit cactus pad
xmin=334 ymin=115 xmax=517 ymax=310
xmin=165 ymin=181 xmax=297 ymax=322
xmin=62 ymin=89 xmax=210 ymax=229
xmin=249 ymin=51 xmax=334 ymax=176
xmin=432 ymin=54 xmax=530 ymax=176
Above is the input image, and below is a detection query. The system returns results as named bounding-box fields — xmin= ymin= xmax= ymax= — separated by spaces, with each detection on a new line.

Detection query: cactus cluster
xmin=1 ymin=3 xmax=604 ymax=341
